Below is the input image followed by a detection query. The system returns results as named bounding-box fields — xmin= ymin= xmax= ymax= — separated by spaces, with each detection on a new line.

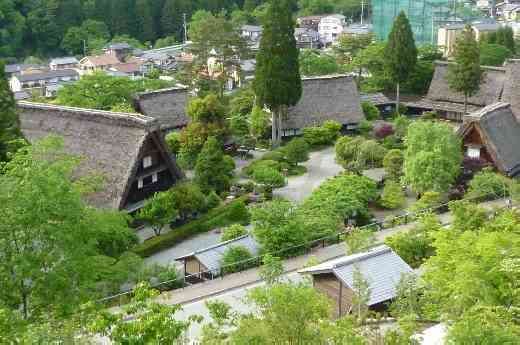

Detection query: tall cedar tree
xmin=135 ymin=0 xmax=156 ymax=43
xmin=448 ymin=25 xmax=482 ymax=114
xmin=253 ymin=0 xmax=302 ymax=147
xmin=384 ymin=11 xmax=417 ymax=110
xmin=0 ymin=61 xmax=22 ymax=162
xmin=194 ymin=136 xmax=233 ymax=193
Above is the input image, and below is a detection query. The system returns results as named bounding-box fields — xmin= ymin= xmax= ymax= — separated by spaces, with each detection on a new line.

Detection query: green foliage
xmin=361 ymin=101 xmax=380 ymax=121
xmin=404 ymin=121 xmax=462 ymax=194
xmin=334 ymin=33 xmax=374 ymax=64
xmin=61 ymin=20 xmax=110 ymax=55
xmin=481 ymin=26 xmax=516 ymax=54
xmin=466 ymin=168 xmax=511 ymax=200
xmin=449 ymin=200 xmax=488 ymax=233
xmin=299 ymin=49 xmax=340 ymax=76
xmin=154 ymin=35 xmax=179 ymax=49
xmin=205 ymin=191 xmax=221 ymax=210
xmin=165 ymin=131 xmax=181 ymax=154
xmin=221 ymin=246 xmax=255 ymax=274
xmin=221 ymin=224 xmax=248 ymax=242
xmin=187 ymin=94 xmax=226 ymax=124
xmin=170 ymin=182 xmax=207 ymax=220
xmin=408 ymin=191 xmax=442 ymax=214
xmin=195 ymin=137 xmax=235 ymax=193
xmin=259 ymin=254 xmax=284 ymax=285
xmin=345 ymin=229 xmax=375 ymax=255
xmin=0 ymin=60 xmax=22 ymax=162
xmin=249 ymin=106 xmax=270 ymax=141
xmin=448 ymin=26 xmax=482 ymax=112
xmin=285 ymin=137 xmax=310 ymax=165
xmin=379 ymin=180 xmax=405 ymax=210
xmin=336 ymin=136 xmax=387 ymax=171
xmin=244 ymin=159 xmax=282 ymax=177
xmin=383 ymin=149 xmax=404 ymax=181
xmin=138 ymin=191 xmax=177 ymax=236
xmin=133 ymin=197 xmax=250 ymax=257
xmin=178 ymin=122 xmax=226 ymax=169
xmin=392 ymin=115 xmax=411 ymax=139
xmin=480 ymin=43 xmax=512 ymax=67
xmin=253 ymin=166 xmax=286 ymax=188
xmin=303 ymin=120 xmax=342 ymax=146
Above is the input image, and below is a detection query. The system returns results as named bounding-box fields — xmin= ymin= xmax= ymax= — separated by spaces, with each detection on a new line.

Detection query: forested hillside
xmin=0 ymin=0 xmax=362 ymax=60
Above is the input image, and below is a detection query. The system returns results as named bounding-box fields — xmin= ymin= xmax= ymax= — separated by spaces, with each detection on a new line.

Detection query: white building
xmin=318 ymin=14 xmax=346 ymax=45
xmin=9 ymin=69 xmax=79 ymax=94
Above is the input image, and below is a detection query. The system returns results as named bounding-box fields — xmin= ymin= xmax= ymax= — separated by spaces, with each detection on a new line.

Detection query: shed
xmin=17 ymin=102 xmax=183 ymax=210
xmin=176 ymin=235 xmax=260 ymax=280
xmin=284 ymin=75 xmax=364 ymax=136
xmin=457 ymin=102 xmax=520 ymax=177
xmin=299 ymin=245 xmax=413 ymax=317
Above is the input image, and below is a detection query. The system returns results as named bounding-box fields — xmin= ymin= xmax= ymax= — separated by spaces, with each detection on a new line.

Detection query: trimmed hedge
xmin=133 ymin=197 xmax=250 ymax=257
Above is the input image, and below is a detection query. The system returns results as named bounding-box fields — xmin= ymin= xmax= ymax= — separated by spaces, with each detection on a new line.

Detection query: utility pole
xmin=183 ymin=13 xmax=188 ymax=44
xmin=361 ymin=0 xmax=365 ymax=25
xmin=82 ymin=39 xmax=87 ymax=57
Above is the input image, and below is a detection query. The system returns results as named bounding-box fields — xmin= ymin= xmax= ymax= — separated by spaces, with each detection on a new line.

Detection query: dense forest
xmin=0 ymin=0 xmax=362 ymax=60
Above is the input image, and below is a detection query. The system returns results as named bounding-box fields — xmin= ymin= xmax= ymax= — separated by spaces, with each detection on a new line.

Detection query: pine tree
xmin=384 ymin=11 xmax=417 ymax=110
xmin=253 ymin=0 xmax=301 ymax=147
xmin=135 ymin=0 xmax=156 ymax=43
xmin=0 ymin=61 xmax=22 ymax=162
xmin=194 ymin=137 xmax=234 ymax=193
xmin=448 ymin=25 xmax=482 ymax=114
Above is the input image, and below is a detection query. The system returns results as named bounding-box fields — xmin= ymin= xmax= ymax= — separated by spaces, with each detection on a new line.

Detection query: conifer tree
xmin=135 ymin=0 xmax=156 ymax=43
xmin=448 ymin=25 xmax=482 ymax=114
xmin=161 ymin=0 xmax=191 ymax=40
xmin=253 ymin=0 xmax=301 ymax=147
xmin=194 ymin=137 xmax=234 ymax=193
xmin=385 ymin=11 xmax=417 ymax=110
xmin=0 ymin=61 xmax=22 ymax=162
xmin=110 ymin=0 xmax=135 ymax=36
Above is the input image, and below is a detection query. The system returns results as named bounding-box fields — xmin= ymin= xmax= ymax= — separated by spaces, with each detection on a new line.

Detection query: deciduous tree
xmin=0 ymin=60 xmax=22 ymax=162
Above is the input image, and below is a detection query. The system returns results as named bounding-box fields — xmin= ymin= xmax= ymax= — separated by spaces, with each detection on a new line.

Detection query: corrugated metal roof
xmin=50 ymin=57 xmax=79 ymax=65
xmin=177 ymin=235 xmax=260 ymax=272
xmin=15 ymin=69 xmax=78 ymax=82
xmin=301 ymin=245 xmax=413 ymax=306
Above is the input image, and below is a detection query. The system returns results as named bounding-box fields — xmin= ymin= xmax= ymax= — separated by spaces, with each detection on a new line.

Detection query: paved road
xmin=274 ymin=146 xmax=343 ymax=202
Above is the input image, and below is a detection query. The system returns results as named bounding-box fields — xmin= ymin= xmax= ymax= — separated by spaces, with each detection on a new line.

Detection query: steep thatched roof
xmin=17 ymin=101 xmax=182 ymax=209
xmin=501 ymin=59 xmax=520 ymax=120
xmin=458 ymin=102 xmax=520 ymax=177
xmin=427 ymin=61 xmax=505 ymax=107
xmin=284 ymin=75 xmax=364 ymax=130
xmin=134 ymin=86 xmax=190 ymax=129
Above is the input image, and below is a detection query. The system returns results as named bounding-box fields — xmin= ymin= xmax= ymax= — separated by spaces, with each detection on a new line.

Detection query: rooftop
xmin=50 ymin=57 xmax=79 ymax=65
xmin=14 ymin=69 xmax=79 ymax=82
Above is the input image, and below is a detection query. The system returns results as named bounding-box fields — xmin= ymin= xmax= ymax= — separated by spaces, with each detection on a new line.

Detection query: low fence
xmin=98 ymin=192 xmax=511 ymax=306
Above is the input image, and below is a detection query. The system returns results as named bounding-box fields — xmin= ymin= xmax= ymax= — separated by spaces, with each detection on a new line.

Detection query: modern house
xmin=318 ymin=14 xmax=346 ymax=45
xmin=103 ymin=42 xmax=134 ymax=61
xmin=457 ymin=102 xmax=520 ymax=177
xmin=79 ymin=52 xmax=121 ymax=74
xmin=9 ymin=69 xmax=79 ymax=94
xmin=294 ymin=28 xmax=321 ymax=49
xmin=17 ymin=102 xmax=183 ymax=212
xmin=49 ymin=57 xmax=79 ymax=70
xmin=297 ymin=15 xmax=327 ymax=32
xmin=283 ymin=75 xmax=365 ymax=136
xmin=176 ymin=235 xmax=260 ymax=280
xmin=299 ymin=245 xmax=413 ymax=318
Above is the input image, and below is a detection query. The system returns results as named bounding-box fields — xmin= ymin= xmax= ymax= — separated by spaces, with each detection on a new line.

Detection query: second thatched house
xmin=17 ymin=102 xmax=183 ymax=212
xmin=283 ymin=75 xmax=365 ymax=136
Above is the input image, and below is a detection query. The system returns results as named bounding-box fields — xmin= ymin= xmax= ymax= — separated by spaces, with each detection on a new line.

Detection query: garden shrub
xmin=465 ymin=168 xmax=511 ymax=201
xmin=335 ymin=136 xmax=364 ymax=168
xmin=379 ymin=180 xmax=405 ymax=210
xmin=362 ymin=101 xmax=381 ymax=121
xmin=357 ymin=139 xmax=387 ymax=169
xmin=133 ymin=197 xmax=250 ymax=257
xmin=252 ymin=166 xmax=286 ymax=188
xmin=373 ymin=122 xmax=394 ymax=139
xmin=383 ymin=149 xmax=404 ymax=181
xmin=221 ymin=224 xmax=248 ymax=242
xmin=303 ymin=120 xmax=342 ymax=146
xmin=357 ymin=120 xmax=373 ymax=137
xmin=243 ymin=159 xmax=282 ymax=177
xmin=285 ymin=137 xmax=309 ymax=165
xmin=221 ymin=246 xmax=256 ymax=274
xmin=165 ymin=131 xmax=181 ymax=154
xmin=205 ymin=191 xmax=222 ymax=210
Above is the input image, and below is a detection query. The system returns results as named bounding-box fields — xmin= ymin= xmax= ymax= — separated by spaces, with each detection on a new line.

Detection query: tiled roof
xmin=15 ymin=69 xmax=78 ymax=82
xmin=81 ymin=53 xmax=121 ymax=67
xmin=50 ymin=57 xmax=79 ymax=65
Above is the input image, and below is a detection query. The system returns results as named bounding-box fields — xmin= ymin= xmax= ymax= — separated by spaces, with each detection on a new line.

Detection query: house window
xmin=138 ymin=179 xmax=143 ymax=189
xmin=143 ymin=156 xmax=152 ymax=168
xmin=137 ymin=174 xmax=157 ymax=190
xmin=467 ymin=147 xmax=481 ymax=159
xmin=152 ymin=173 xmax=158 ymax=183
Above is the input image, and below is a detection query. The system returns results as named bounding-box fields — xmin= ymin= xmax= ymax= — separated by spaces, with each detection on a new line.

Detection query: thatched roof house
xmin=134 ymin=86 xmax=190 ymax=129
xmin=501 ymin=59 xmax=520 ymax=119
xmin=283 ymin=75 xmax=364 ymax=136
xmin=457 ymin=102 xmax=520 ymax=177
xmin=18 ymin=102 xmax=183 ymax=211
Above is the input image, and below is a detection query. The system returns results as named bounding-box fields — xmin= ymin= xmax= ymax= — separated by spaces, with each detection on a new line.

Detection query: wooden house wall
xmin=185 ymin=257 xmax=208 ymax=276
xmin=462 ymin=126 xmax=494 ymax=164
xmin=313 ymin=273 xmax=354 ymax=318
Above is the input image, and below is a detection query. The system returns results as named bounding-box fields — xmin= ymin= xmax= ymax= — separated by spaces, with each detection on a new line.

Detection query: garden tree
xmin=195 ymin=136 xmax=235 ymax=193
xmin=0 ymin=0 xmax=25 ymax=57
xmin=351 ymin=42 xmax=389 ymax=88
xmin=361 ymin=101 xmax=380 ymax=121
xmin=390 ymin=273 xmax=424 ymax=319
xmin=259 ymin=254 xmax=284 ymax=285
xmin=165 ymin=131 xmax=181 ymax=153
xmin=221 ymin=246 xmax=255 ymax=274
xmin=483 ymin=26 xmax=516 ymax=54
xmin=229 ymin=88 xmax=256 ymax=117
xmin=448 ymin=25 xmax=482 ymax=114
xmin=393 ymin=115 xmax=411 ymax=139
xmin=351 ymin=268 xmax=371 ymax=320
xmin=408 ymin=191 xmax=442 ymax=214
xmin=449 ymin=200 xmax=488 ymax=233
xmin=252 ymin=166 xmax=286 ymax=189
xmin=169 ymin=182 xmax=207 ymax=221
xmin=135 ymin=0 xmax=155 ymax=43
xmin=357 ymin=139 xmax=387 ymax=169
xmin=61 ymin=19 xmax=110 ymax=55
xmin=297 ymin=0 xmax=334 ymax=15
xmin=404 ymin=121 xmax=462 ymax=194
xmin=285 ymin=137 xmax=310 ymax=166
xmin=385 ymin=213 xmax=440 ymax=268
xmin=302 ymin=120 xmax=342 ymax=146
xmin=138 ymin=191 xmax=177 ymax=236
xmin=90 ymin=282 xmax=200 ymax=342
xmin=385 ymin=11 xmax=417 ymax=108
xmin=0 ymin=136 xmax=138 ymax=320
xmin=0 ymin=61 xmax=22 ymax=162
xmin=299 ymin=49 xmax=340 ymax=76
xmin=465 ymin=168 xmax=511 ymax=200
xmin=154 ymin=35 xmax=179 ymax=48
xmin=379 ymin=180 xmax=405 ymax=210
xmin=187 ymin=93 xmax=226 ymax=124
xmin=479 ymin=43 xmax=512 ymax=67
xmin=345 ymin=229 xmax=375 ymax=255
xmin=178 ymin=122 xmax=226 ymax=168
xmin=254 ymin=0 xmax=302 ymax=146
xmin=221 ymin=224 xmax=248 ymax=242
xmin=334 ymin=33 xmax=373 ymax=64
xmin=383 ymin=149 xmax=404 ymax=181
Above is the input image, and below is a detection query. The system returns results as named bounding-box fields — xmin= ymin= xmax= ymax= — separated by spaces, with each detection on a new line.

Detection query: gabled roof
xmin=285 ymin=75 xmax=364 ymax=129
xmin=176 ymin=235 xmax=260 ymax=272
xmin=17 ymin=102 xmax=182 ymax=209
xmin=502 ymin=59 xmax=520 ymax=118
xmin=458 ymin=102 xmax=520 ymax=177
xmin=5 ymin=64 xmax=43 ymax=74
xmin=80 ymin=53 xmax=121 ymax=67
xmin=50 ymin=57 xmax=79 ymax=65
xmin=300 ymin=245 xmax=413 ymax=306
xmin=14 ymin=69 xmax=79 ymax=82
xmin=134 ymin=86 xmax=190 ymax=129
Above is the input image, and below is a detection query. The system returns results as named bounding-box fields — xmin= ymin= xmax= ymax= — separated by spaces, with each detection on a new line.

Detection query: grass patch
xmin=133 ymin=197 xmax=251 ymax=257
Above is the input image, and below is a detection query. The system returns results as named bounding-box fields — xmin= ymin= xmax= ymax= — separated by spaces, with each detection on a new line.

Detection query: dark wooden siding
xmin=313 ymin=273 xmax=354 ymax=318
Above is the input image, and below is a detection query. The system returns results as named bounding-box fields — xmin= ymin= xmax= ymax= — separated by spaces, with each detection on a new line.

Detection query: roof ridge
xmin=302 ymin=74 xmax=353 ymax=81
xmin=435 ymin=60 xmax=506 ymax=72
xmin=466 ymin=102 xmax=511 ymax=120
xmin=191 ymin=234 xmax=252 ymax=256
xmin=333 ymin=245 xmax=391 ymax=269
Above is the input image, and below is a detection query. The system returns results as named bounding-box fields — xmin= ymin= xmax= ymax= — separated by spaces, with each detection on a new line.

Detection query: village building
xmin=297 ymin=15 xmax=328 ymax=32
xmin=318 ymin=14 xmax=347 ymax=45
xmin=283 ymin=75 xmax=365 ymax=136
xmin=4 ymin=63 xmax=45 ymax=78
xmin=9 ymin=69 xmax=79 ymax=94
xmin=299 ymin=245 xmax=413 ymax=318
xmin=457 ymin=102 xmax=520 ymax=177
xmin=17 ymin=102 xmax=183 ymax=212
xmin=176 ymin=235 xmax=260 ymax=281
xmin=294 ymin=27 xmax=321 ymax=49
xmin=79 ymin=52 xmax=121 ymax=74
xmin=103 ymin=42 xmax=134 ymax=61
xmin=49 ymin=57 xmax=79 ymax=70
xmin=134 ymin=86 xmax=190 ymax=130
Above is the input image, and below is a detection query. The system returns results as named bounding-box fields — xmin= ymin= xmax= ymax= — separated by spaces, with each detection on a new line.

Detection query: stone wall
xmin=134 ymin=87 xmax=190 ymax=130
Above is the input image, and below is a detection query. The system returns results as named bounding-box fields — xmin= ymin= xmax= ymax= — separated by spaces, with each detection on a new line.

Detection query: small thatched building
xmin=457 ymin=102 xmax=520 ymax=177
xmin=18 ymin=101 xmax=183 ymax=211
xmin=501 ymin=59 xmax=520 ymax=119
xmin=299 ymin=245 xmax=413 ymax=318
xmin=405 ymin=61 xmax=506 ymax=121
xmin=133 ymin=86 xmax=190 ymax=130
xmin=283 ymin=75 xmax=364 ymax=136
